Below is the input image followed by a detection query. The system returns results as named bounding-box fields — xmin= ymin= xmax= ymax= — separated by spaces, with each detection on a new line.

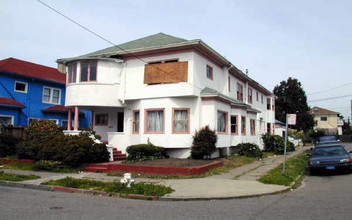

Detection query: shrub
xmin=262 ymin=133 xmax=295 ymax=155
xmin=33 ymin=160 xmax=65 ymax=171
xmin=0 ymin=133 xmax=19 ymax=157
xmin=126 ymin=142 xmax=167 ymax=162
xmin=191 ymin=125 xmax=217 ymax=159
xmin=21 ymin=119 xmax=110 ymax=167
xmin=236 ymin=143 xmax=263 ymax=158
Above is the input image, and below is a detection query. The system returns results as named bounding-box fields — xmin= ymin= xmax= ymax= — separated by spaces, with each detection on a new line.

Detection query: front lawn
xmin=0 ymin=172 xmax=40 ymax=182
xmin=258 ymin=150 xmax=311 ymax=186
xmin=41 ymin=177 xmax=174 ymax=197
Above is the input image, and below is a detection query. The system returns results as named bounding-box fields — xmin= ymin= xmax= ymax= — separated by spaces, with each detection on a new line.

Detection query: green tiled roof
xmin=88 ymin=33 xmax=188 ymax=56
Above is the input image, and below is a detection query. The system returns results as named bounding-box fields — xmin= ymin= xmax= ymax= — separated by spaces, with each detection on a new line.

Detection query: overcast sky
xmin=1 ymin=0 xmax=351 ymax=119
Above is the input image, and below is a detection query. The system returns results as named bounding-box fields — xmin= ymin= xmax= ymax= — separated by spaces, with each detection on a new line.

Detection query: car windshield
xmin=319 ymin=136 xmax=336 ymax=142
xmin=313 ymin=146 xmax=347 ymax=156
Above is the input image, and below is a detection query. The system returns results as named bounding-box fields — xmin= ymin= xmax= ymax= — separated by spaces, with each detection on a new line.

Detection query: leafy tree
xmin=273 ymin=77 xmax=314 ymax=131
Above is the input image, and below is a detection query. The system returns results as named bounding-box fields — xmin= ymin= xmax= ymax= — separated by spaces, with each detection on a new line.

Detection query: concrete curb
xmin=0 ymin=180 xmax=158 ymax=201
xmin=0 ymin=179 xmax=293 ymax=201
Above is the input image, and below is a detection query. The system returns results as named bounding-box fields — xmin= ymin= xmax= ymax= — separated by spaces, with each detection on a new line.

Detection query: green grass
xmin=258 ymin=150 xmax=311 ymax=186
xmin=108 ymin=155 xmax=258 ymax=179
xmin=0 ymin=172 xmax=40 ymax=181
xmin=41 ymin=177 xmax=174 ymax=197
xmin=2 ymin=162 xmax=82 ymax=173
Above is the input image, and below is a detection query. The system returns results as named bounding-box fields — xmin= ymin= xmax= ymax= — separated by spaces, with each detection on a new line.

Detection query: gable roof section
xmin=0 ymin=97 xmax=25 ymax=108
xmin=310 ymin=106 xmax=339 ymax=115
xmin=0 ymin=58 xmax=66 ymax=84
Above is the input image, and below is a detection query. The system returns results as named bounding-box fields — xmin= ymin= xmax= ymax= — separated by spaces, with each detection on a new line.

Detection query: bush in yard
xmin=236 ymin=142 xmax=263 ymax=159
xmin=0 ymin=133 xmax=19 ymax=157
xmin=126 ymin=142 xmax=167 ymax=162
xmin=21 ymin=119 xmax=110 ymax=167
xmin=191 ymin=125 xmax=217 ymax=159
xmin=262 ymin=133 xmax=295 ymax=155
xmin=33 ymin=160 xmax=65 ymax=171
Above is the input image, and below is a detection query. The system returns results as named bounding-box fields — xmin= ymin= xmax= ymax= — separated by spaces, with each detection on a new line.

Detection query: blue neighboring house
xmin=0 ymin=57 xmax=90 ymax=128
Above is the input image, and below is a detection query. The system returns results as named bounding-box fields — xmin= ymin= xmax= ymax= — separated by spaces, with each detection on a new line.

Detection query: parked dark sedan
xmin=308 ymin=145 xmax=352 ymax=174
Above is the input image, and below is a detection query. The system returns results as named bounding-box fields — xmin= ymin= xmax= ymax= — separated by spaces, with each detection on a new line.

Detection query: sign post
xmin=283 ymin=114 xmax=296 ymax=174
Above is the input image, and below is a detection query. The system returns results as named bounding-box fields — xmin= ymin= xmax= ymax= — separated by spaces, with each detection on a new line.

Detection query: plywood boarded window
xmin=144 ymin=61 xmax=188 ymax=84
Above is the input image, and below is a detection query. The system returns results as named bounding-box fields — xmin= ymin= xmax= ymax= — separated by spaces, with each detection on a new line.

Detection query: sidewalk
xmin=1 ymin=147 xmax=309 ymax=200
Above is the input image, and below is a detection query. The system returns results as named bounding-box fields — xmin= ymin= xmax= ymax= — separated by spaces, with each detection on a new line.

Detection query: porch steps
xmin=112 ymin=148 xmax=126 ymax=161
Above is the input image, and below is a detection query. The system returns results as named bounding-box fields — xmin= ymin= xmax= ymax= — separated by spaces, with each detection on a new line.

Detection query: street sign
xmin=287 ymin=114 xmax=296 ymax=125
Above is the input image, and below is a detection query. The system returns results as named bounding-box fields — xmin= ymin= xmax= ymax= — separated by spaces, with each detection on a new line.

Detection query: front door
xmin=117 ymin=112 xmax=124 ymax=132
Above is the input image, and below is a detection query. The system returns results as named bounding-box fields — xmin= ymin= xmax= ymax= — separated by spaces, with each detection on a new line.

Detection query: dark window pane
xmin=81 ymin=63 xmax=88 ymax=81
xmin=89 ymin=63 xmax=97 ymax=81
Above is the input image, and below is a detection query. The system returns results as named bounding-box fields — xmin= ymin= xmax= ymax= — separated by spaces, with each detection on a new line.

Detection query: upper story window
xmin=256 ymin=92 xmax=259 ymax=102
xmin=80 ymin=62 xmax=97 ymax=82
xmin=261 ymin=94 xmax=264 ymax=104
xmin=67 ymin=63 xmax=77 ymax=84
xmin=237 ymin=83 xmax=243 ymax=101
xmin=267 ymin=98 xmax=271 ymax=110
xmin=14 ymin=81 xmax=27 ymax=93
xmin=320 ymin=117 xmax=327 ymax=121
xmin=228 ymin=76 xmax=231 ymax=92
xmin=248 ymin=88 xmax=253 ymax=104
xmin=144 ymin=60 xmax=187 ymax=85
xmin=206 ymin=65 xmax=213 ymax=80
xmin=43 ymin=87 xmax=61 ymax=104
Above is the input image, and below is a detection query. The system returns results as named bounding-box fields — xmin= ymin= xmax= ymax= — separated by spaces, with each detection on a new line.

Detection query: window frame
xmin=267 ymin=98 xmax=271 ymax=110
xmin=132 ymin=110 xmax=140 ymax=134
xmin=241 ymin=116 xmax=246 ymax=135
xmin=67 ymin=63 xmax=77 ymax=84
xmin=206 ymin=65 xmax=213 ymax=80
xmin=248 ymin=88 xmax=253 ymax=104
xmin=320 ymin=117 xmax=328 ymax=121
xmin=95 ymin=114 xmax=108 ymax=126
xmin=237 ymin=83 xmax=243 ymax=101
xmin=144 ymin=108 xmax=165 ymax=134
xmin=250 ymin=119 xmax=256 ymax=135
xmin=42 ymin=86 xmax=61 ymax=104
xmin=80 ymin=61 xmax=97 ymax=82
xmin=230 ymin=115 xmax=238 ymax=135
xmin=228 ymin=76 xmax=231 ymax=92
xmin=256 ymin=92 xmax=259 ymax=102
xmin=172 ymin=108 xmax=190 ymax=134
xmin=217 ymin=110 xmax=228 ymax=134
xmin=0 ymin=115 xmax=14 ymax=125
xmin=14 ymin=81 xmax=28 ymax=93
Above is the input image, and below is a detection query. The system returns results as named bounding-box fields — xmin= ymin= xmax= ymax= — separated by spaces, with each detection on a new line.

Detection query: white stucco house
xmin=57 ymin=33 xmax=275 ymax=158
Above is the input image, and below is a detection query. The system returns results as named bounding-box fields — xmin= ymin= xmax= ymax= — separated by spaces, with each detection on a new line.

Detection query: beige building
xmin=310 ymin=106 xmax=342 ymax=135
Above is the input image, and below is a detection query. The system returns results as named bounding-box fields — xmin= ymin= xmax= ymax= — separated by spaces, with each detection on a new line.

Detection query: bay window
xmin=173 ymin=108 xmax=189 ymax=133
xmin=80 ymin=62 xmax=97 ymax=82
xmin=217 ymin=110 xmax=228 ymax=133
xmin=145 ymin=109 xmax=164 ymax=133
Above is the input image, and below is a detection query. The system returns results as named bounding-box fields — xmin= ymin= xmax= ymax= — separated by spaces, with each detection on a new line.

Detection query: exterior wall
xmin=313 ymin=114 xmax=338 ymax=129
xmin=0 ymin=73 xmax=90 ymax=127
xmin=63 ymin=50 xmax=275 ymax=158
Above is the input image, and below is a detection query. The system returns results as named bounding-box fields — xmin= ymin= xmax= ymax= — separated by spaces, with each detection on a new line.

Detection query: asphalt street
xmin=1 ymin=143 xmax=352 ymax=220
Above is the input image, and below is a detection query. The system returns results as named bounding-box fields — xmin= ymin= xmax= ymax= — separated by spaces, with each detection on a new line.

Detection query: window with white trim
xmin=0 ymin=115 xmax=13 ymax=125
xmin=241 ymin=116 xmax=246 ymax=135
xmin=14 ymin=81 xmax=27 ymax=93
xmin=43 ymin=87 xmax=61 ymax=104
xmin=250 ymin=119 xmax=256 ymax=135
xmin=230 ymin=115 xmax=238 ymax=134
